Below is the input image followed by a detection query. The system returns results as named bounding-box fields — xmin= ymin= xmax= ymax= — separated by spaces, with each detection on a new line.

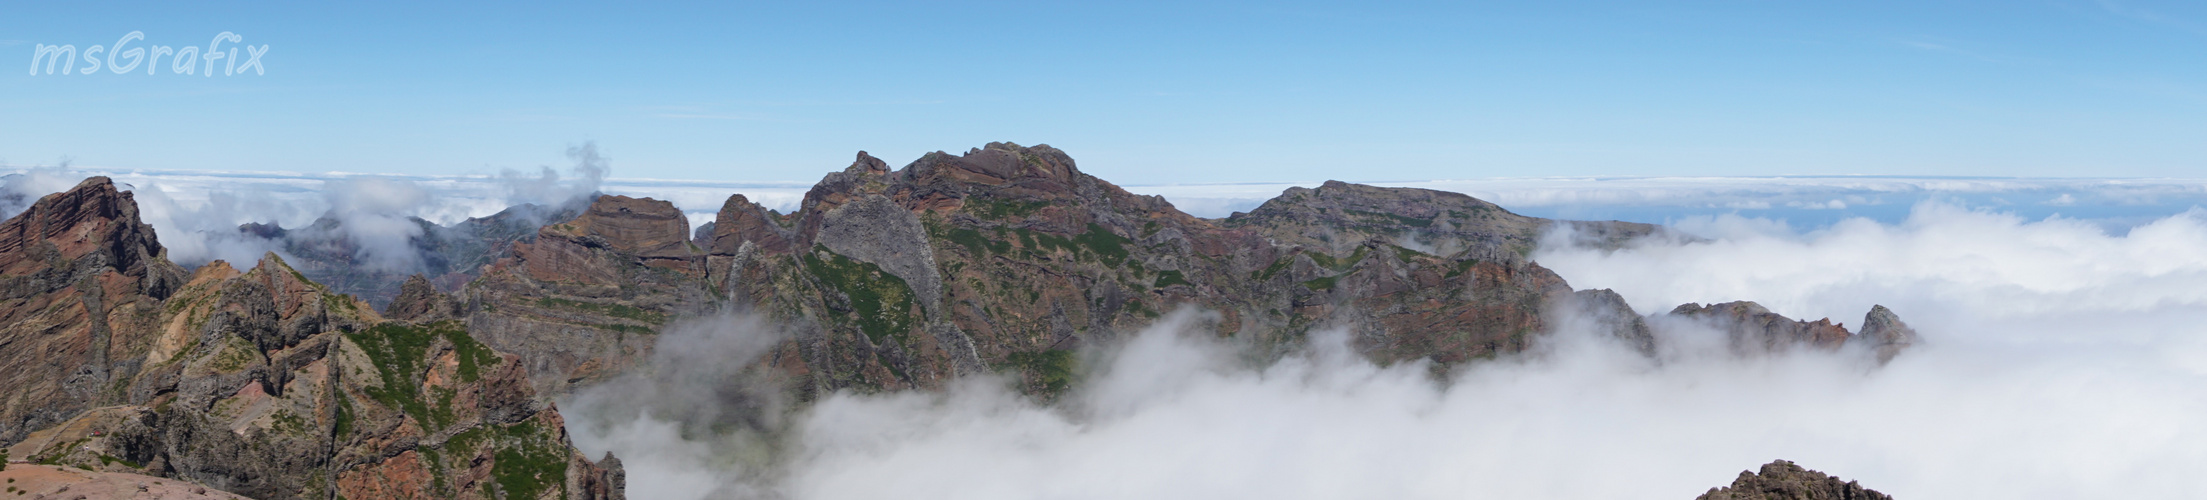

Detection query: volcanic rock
xmin=0 ymin=181 xmax=619 ymax=499
xmin=1697 ymin=460 xmax=1893 ymax=500
xmin=1858 ymin=305 xmax=1919 ymax=364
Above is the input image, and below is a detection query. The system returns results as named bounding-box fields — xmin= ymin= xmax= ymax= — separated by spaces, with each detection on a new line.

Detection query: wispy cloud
xmin=653 ymin=112 xmax=771 ymax=120
xmin=1893 ymin=37 xmax=2007 ymax=63
xmin=2096 ymin=0 xmax=2207 ymax=36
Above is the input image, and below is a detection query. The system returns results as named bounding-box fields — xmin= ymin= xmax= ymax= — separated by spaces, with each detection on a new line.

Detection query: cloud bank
xmin=1124 ymin=176 xmax=2207 ymax=228
xmin=565 ymin=201 xmax=2207 ymax=499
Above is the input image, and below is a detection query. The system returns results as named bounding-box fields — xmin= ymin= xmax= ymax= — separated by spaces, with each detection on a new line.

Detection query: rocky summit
xmin=1697 ymin=460 xmax=1893 ymax=500
xmin=0 ymin=178 xmax=620 ymax=499
xmin=0 ymin=144 xmax=1922 ymax=498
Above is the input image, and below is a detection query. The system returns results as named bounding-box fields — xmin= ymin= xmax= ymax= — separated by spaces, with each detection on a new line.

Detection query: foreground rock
xmin=0 ymin=463 xmax=248 ymax=499
xmin=0 ymin=178 xmax=620 ymax=499
xmin=1697 ymin=460 xmax=1893 ymax=499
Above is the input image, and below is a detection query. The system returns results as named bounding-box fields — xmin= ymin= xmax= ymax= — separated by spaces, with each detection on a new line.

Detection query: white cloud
xmin=562 ymin=201 xmax=2207 ymax=499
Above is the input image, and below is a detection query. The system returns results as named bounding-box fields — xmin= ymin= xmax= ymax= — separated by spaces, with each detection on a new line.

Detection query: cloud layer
xmin=8 ymin=166 xmax=2202 ymax=497
xmin=560 ymin=201 xmax=2207 ymax=499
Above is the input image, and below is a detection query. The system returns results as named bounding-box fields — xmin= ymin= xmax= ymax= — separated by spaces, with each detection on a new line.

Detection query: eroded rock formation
xmin=1697 ymin=460 xmax=1893 ymax=500
xmin=0 ymin=178 xmax=620 ymax=499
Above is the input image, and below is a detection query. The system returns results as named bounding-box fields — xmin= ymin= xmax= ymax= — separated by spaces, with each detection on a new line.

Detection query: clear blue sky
xmin=2 ymin=1 xmax=2203 ymax=183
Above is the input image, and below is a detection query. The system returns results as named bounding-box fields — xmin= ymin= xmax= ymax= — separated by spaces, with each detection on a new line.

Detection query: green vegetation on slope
xmin=803 ymin=245 xmax=919 ymax=345
xmin=533 ymin=297 xmax=667 ymax=325
xmin=345 ymin=321 xmax=502 ymax=431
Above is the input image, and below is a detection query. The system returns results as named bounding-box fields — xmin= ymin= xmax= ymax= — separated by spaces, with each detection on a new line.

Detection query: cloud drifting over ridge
xmin=563 ymin=202 xmax=2207 ymax=499
xmin=0 ymin=144 xmax=766 ymax=267
xmin=7 ymin=166 xmax=2203 ymax=497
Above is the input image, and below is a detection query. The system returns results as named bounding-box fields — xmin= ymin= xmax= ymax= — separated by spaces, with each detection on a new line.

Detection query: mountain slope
xmin=0 ymin=178 xmax=621 ymax=500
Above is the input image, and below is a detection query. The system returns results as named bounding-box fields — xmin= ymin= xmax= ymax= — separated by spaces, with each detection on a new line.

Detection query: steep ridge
xmin=693 ymin=143 xmax=1688 ymax=399
xmin=0 ymin=177 xmax=188 ymax=445
xmin=462 ymin=195 xmax=712 ymax=395
xmin=0 ymin=178 xmax=620 ymax=499
xmin=455 ymin=142 xmax=1916 ymax=402
xmin=240 ymin=200 xmax=586 ymax=307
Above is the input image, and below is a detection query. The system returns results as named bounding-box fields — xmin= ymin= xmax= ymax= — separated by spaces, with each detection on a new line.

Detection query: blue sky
xmin=2 ymin=1 xmax=2203 ymax=183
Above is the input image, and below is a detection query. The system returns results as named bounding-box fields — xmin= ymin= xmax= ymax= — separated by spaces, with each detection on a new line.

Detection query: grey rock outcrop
xmin=1697 ymin=459 xmax=1892 ymax=500
xmin=1857 ymin=305 xmax=1919 ymax=364
xmin=1667 ymin=302 xmax=1921 ymax=361
xmin=1566 ymin=288 xmax=1657 ymax=357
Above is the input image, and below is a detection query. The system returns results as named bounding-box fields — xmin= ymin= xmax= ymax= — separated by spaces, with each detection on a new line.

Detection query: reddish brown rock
xmin=1672 ymin=301 xmax=1855 ymax=354
xmin=0 ymin=177 xmax=186 ymax=445
xmin=0 ymin=180 xmax=619 ymax=499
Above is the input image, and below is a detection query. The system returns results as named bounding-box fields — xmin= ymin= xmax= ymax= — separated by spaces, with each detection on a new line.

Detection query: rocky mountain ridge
xmin=0 ymin=178 xmax=620 ymax=499
xmin=1 ymin=144 xmax=1921 ymax=498
xmin=464 ymin=142 xmax=1919 ymax=403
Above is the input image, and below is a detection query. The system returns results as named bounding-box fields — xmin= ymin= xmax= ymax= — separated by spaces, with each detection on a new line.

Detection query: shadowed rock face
xmin=1858 ymin=305 xmax=1919 ymax=364
xmin=462 ymin=194 xmax=710 ymax=395
xmin=1673 ymin=301 xmax=1855 ymax=354
xmin=0 ymin=180 xmax=621 ymax=500
xmin=1697 ymin=460 xmax=1893 ymax=500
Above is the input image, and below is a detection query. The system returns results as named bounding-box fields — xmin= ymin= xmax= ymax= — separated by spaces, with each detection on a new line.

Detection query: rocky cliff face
xmin=1697 ymin=460 xmax=1893 ymax=500
xmin=0 ymin=178 xmax=619 ymax=500
xmin=677 ymin=143 xmax=1671 ymax=399
xmin=464 ymin=143 xmax=1912 ymax=403
xmin=461 ymin=194 xmax=712 ymax=395
xmin=0 ymin=177 xmax=187 ymax=446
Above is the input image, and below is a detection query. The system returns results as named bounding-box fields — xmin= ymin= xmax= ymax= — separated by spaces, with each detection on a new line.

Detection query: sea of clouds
xmin=4 ymin=160 xmax=2205 ymax=498
xmin=562 ymin=201 xmax=2207 ymax=499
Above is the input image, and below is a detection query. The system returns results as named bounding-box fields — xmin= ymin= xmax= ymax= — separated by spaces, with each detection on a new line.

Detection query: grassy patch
xmin=438 ymin=423 xmax=570 ymax=500
xmin=1073 ymin=224 xmax=1131 ymax=266
xmin=1347 ymin=209 xmax=1433 ymax=228
xmin=332 ymin=399 xmax=355 ymax=439
xmin=1393 ymin=245 xmax=1429 ymax=262
xmin=1152 ymin=270 xmax=1191 ymax=289
xmin=1254 ymin=255 xmax=1294 ymax=281
xmin=1006 ymin=349 xmax=1079 ymax=398
xmin=491 ymin=424 xmax=571 ymax=500
xmin=97 ymin=454 xmax=142 ymax=469
xmin=533 ymin=297 xmax=666 ymax=325
xmin=1302 ymin=275 xmax=1341 ymax=291
xmin=1444 ymin=259 xmax=1481 ymax=279
xmin=964 ymin=196 xmax=1048 ymax=220
xmin=208 ymin=336 xmax=260 ymax=372
xmin=944 ymin=227 xmax=1011 ymax=257
xmin=803 ymin=246 xmax=919 ymax=345
xmin=345 ymin=321 xmax=498 ymax=431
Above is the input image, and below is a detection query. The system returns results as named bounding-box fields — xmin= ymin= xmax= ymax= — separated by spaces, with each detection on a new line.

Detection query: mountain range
xmin=0 ymin=143 xmax=1913 ymax=498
